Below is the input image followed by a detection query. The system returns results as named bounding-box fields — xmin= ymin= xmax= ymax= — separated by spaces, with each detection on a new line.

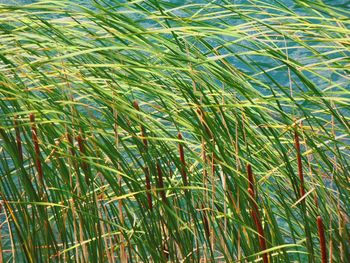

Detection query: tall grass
xmin=0 ymin=0 xmax=349 ymax=262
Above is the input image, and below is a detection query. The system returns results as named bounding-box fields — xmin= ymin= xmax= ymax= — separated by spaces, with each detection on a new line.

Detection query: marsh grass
xmin=0 ymin=0 xmax=349 ymax=262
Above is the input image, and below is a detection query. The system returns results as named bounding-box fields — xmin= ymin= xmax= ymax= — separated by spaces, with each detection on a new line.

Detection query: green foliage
xmin=0 ymin=0 xmax=349 ymax=262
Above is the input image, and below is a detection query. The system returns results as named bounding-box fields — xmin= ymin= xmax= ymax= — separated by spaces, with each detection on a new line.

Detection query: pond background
xmin=1 ymin=0 xmax=350 ymax=8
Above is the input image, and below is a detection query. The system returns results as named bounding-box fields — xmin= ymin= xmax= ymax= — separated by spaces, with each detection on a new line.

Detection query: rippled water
xmin=1 ymin=0 xmax=350 ymax=6
xmin=1 ymin=0 xmax=348 ymax=103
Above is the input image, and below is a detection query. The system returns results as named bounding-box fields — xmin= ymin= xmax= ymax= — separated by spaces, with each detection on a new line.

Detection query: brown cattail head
xmin=66 ymin=132 xmax=76 ymax=157
xmin=247 ymin=164 xmax=255 ymax=197
xmin=144 ymin=167 xmax=153 ymax=210
xmin=248 ymin=187 xmax=268 ymax=263
xmin=156 ymin=161 xmax=167 ymax=204
xmin=294 ymin=128 xmax=305 ymax=197
xmin=29 ymin=113 xmax=43 ymax=187
xmin=76 ymin=134 xmax=85 ymax=155
xmin=29 ymin=113 xmax=35 ymax=123
xmin=133 ymin=100 xmax=140 ymax=111
xmin=317 ymin=216 xmax=327 ymax=263
xmin=178 ymin=132 xmax=188 ymax=186
xmin=14 ymin=116 xmax=23 ymax=163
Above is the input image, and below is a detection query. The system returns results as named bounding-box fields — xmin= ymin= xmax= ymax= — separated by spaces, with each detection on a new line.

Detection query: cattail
xmin=133 ymin=100 xmax=140 ymax=111
xmin=294 ymin=128 xmax=305 ymax=197
xmin=76 ymin=134 xmax=85 ymax=156
xmin=144 ymin=167 xmax=152 ymax=210
xmin=317 ymin=216 xmax=327 ymax=263
xmin=247 ymin=164 xmax=254 ymax=197
xmin=156 ymin=161 xmax=167 ymax=204
xmin=76 ymin=133 xmax=90 ymax=185
xmin=248 ymin=188 xmax=268 ymax=263
xmin=29 ymin=114 xmax=43 ymax=187
xmin=14 ymin=115 xmax=23 ymax=163
xmin=66 ymin=132 xmax=76 ymax=158
xmin=247 ymin=164 xmax=267 ymax=263
xmin=178 ymin=132 xmax=188 ymax=186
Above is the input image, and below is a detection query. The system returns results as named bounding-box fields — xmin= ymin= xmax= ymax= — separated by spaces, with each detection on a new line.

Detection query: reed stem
xmin=178 ymin=132 xmax=188 ymax=186
xmin=317 ymin=216 xmax=327 ymax=263
xmin=294 ymin=128 xmax=305 ymax=197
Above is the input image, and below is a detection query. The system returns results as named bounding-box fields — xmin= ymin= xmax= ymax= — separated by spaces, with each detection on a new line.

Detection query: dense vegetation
xmin=0 ymin=0 xmax=349 ymax=262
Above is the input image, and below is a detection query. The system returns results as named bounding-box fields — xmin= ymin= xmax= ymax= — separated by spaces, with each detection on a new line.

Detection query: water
xmin=1 ymin=0 xmax=349 ymax=7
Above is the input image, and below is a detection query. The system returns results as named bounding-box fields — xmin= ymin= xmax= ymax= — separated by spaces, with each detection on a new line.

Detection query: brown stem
xmin=29 ymin=114 xmax=43 ymax=187
xmin=294 ymin=128 xmax=305 ymax=197
xmin=247 ymin=164 xmax=255 ymax=197
xmin=178 ymin=132 xmax=188 ymax=186
xmin=317 ymin=216 xmax=327 ymax=263
xmin=248 ymin=187 xmax=268 ymax=263
xmin=133 ymin=100 xmax=140 ymax=111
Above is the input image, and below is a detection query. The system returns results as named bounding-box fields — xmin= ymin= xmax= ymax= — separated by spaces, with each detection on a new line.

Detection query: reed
xmin=247 ymin=164 xmax=268 ymax=263
xmin=177 ymin=132 xmax=188 ymax=186
xmin=317 ymin=216 xmax=327 ymax=263
xmin=294 ymin=128 xmax=305 ymax=197
xmin=247 ymin=164 xmax=255 ymax=197
xmin=0 ymin=0 xmax=348 ymax=261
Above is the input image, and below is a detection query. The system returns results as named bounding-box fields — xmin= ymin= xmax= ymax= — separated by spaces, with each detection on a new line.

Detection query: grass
xmin=0 ymin=0 xmax=349 ymax=262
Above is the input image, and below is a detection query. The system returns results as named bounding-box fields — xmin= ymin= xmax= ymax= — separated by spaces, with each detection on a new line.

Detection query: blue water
xmin=1 ymin=0 xmax=349 ymax=7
